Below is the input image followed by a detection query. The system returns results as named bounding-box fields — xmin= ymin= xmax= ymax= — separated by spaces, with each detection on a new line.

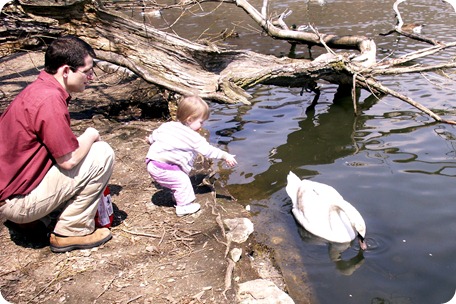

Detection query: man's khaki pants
xmin=1 ymin=141 xmax=115 ymax=236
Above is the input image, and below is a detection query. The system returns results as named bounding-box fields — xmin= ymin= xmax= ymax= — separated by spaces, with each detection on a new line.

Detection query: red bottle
xmin=95 ymin=186 xmax=114 ymax=228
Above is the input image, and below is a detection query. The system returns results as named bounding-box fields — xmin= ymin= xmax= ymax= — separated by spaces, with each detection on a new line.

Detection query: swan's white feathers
xmin=286 ymin=171 xmax=366 ymax=244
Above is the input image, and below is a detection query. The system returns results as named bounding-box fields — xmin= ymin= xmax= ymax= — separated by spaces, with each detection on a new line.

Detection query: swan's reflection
xmin=297 ymin=225 xmax=366 ymax=276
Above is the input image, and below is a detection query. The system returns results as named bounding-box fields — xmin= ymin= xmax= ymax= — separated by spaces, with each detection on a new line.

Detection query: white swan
xmin=286 ymin=171 xmax=367 ymax=250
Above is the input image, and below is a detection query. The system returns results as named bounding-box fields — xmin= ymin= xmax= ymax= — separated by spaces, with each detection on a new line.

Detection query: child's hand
xmin=224 ymin=154 xmax=237 ymax=167
xmin=145 ymin=135 xmax=153 ymax=145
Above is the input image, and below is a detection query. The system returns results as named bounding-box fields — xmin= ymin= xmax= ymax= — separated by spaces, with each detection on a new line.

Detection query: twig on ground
xmin=93 ymin=273 xmax=119 ymax=303
xmin=120 ymin=228 xmax=160 ymax=238
xmin=159 ymin=226 xmax=166 ymax=246
xmin=210 ymin=203 xmax=226 ymax=238
xmin=125 ymin=295 xmax=143 ymax=303
xmin=27 ymin=258 xmax=70 ymax=303
xmin=222 ymin=258 xmax=236 ymax=299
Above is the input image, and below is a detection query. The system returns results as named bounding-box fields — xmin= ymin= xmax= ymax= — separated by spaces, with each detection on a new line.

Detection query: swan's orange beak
xmin=358 ymin=234 xmax=367 ymax=250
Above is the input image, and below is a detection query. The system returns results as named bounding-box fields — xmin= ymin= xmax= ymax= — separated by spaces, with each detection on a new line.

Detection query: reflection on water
xmin=207 ymin=80 xmax=456 ymax=303
xmin=201 ymin=41 xmax=456 ymax=300
xmin=223 ymin=85 xmax=380 ymax=200
xmin=297 ymin=226 xmax=366 ymax=276
xmin=207 ymin=84 xmax=456 ymax=303
xmin=332 ymin=249 xmax=365 ymax=277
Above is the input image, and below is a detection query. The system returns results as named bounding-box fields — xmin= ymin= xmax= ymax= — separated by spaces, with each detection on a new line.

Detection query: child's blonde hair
xmin=176 ymin=96 xmax=210 ymax=123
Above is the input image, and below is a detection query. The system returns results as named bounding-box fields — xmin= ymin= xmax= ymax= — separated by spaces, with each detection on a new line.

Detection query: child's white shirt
xmin=146 ymin=121 xmax=232 ymax=174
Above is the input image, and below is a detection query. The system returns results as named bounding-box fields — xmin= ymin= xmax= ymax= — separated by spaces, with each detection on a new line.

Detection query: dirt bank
xmin=0 ymin=52 xmax=288 ymax=303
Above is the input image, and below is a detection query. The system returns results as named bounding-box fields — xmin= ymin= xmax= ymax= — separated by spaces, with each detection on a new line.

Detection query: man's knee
xmin=91 ymin=141 xmax=115 ymax=168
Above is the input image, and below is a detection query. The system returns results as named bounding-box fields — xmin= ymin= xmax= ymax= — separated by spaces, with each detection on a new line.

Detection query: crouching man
xmin=0 ymin=36 xmax=114 ymax=253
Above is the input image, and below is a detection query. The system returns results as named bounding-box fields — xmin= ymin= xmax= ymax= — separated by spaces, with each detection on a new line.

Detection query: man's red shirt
xmin=0 ymin=70 xmax=79 ymax=201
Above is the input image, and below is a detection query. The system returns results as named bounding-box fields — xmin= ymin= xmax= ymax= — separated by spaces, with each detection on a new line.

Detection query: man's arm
xmin=56 ymin=127 xmax=100 ymax=170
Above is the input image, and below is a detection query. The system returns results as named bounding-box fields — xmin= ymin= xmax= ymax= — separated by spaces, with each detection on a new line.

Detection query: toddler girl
xmin=146 ymin=96 xmax=237 ymax=216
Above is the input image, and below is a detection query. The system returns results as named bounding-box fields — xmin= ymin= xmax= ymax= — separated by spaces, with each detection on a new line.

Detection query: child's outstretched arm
xmin=224 ymin=154 xmax=237 ymax=167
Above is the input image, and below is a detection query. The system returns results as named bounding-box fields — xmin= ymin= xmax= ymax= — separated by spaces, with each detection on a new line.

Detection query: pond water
xmin=137 ymin=0 xmax=456 ymax=303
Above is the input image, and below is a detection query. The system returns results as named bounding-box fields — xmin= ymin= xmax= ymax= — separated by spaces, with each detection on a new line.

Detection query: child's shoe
xmin=176 ymin=203 xmax=201 ymax=217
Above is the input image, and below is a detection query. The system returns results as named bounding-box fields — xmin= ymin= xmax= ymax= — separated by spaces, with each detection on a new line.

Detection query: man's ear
xmin=58 ymin=65 xmax=70 ymax=78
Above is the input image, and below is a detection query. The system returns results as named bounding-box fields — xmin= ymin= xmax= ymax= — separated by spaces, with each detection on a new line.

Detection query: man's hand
xmin=56 ymin=127 xmax=101 ymax=170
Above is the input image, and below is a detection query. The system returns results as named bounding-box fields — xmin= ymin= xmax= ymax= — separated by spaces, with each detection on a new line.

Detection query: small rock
xmin=224 ymin=218 xmax=254 ymax=243
xmin=146 ymin=245 xmax=157 ymax=252
xmin=230 ymin=248 xmax=242 ymax=262
xmin=237 ymin=279 xmax=294 ymax=304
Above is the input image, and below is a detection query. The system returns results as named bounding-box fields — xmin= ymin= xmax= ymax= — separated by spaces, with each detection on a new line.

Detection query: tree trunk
xmin=2 ymin=0 xmax=325 ymax=104
xmin=1 ymin=0 xmax=456 ymax=123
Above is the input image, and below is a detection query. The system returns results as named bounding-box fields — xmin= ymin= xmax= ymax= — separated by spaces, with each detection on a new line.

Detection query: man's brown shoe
xmin=49 ymin=228 xmax=112 ymax=253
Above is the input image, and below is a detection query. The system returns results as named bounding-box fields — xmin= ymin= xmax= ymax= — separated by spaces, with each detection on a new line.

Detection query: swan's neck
xmin=393 ymin=0 xmax=406 ymax=29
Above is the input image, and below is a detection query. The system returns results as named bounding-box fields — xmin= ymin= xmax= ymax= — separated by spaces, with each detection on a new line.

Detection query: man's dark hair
xmin=44 ymin=36 xmax=96 ymax=74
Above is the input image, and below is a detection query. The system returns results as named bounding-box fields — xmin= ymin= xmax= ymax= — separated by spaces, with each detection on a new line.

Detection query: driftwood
xmin=1 ymin=0 xmax=456 ymax=123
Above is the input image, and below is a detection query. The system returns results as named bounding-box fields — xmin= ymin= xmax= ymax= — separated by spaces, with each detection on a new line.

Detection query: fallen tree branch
xmin=236 ymin=0 xmax=377 ymax=67
xmin=376 ymin=42 xmax=456 ymax=68
xmin=352 ymin=72 xmax=456 ymax=125
xmin=379 ymin=27 xmax=442 ymax=46
xmin=2 ymin=0 xmax=456 ymax=123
